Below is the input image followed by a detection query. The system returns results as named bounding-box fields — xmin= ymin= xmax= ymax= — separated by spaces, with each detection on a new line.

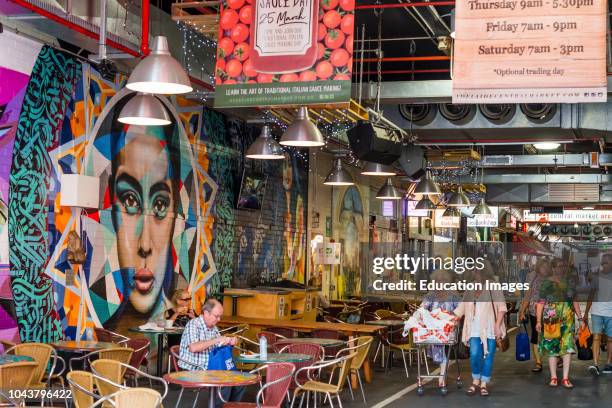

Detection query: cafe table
xmin=129 ymin=326 xmax=185 ymax=377
xmin=50 ymin=340 xmax=118 ymax=352
xmin=0 ymin=354 xmax=33 ymax=365
xmin=275 ymin=338 xmax=345 ymax=348
xmin=234 ymin=352 xmax=311 ymax=365
xmin=365 ymin=319 xmax=406 ymax=327
xmin=164 ymin=370 xmax=259 ymax=408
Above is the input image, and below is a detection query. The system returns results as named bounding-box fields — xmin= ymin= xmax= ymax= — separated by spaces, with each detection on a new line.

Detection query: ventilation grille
xmin=548 ymin=184 xmax=599 ymax=202
xmin=481 ymin=155 xmax=513 ymax=166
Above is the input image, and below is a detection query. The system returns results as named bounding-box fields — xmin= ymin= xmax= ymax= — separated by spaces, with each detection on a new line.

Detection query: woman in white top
xmin=454 ymin=263 xmax=507 ymax=397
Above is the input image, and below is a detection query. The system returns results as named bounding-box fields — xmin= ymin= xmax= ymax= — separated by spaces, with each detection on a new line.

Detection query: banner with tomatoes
xmin=214 ymin=0 xmax=354 ymax=108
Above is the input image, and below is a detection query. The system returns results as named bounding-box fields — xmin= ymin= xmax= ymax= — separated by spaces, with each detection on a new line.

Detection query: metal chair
xmin=90 ymin=388 xmax=163 ymax=408
xmin=66 ymin=370 xmax=128 ymax=408
xmin=0 ymin=339 xmax=16 ymax=354
xmin=90 ymin=360 xmax=167 ymax=403
xmin=310 ymin=329 xmax=345 ymax=359
xmin=222 ymin=363 xmax=295 ymax=408
xmin=68 ymin=347 xmax=134 ymax=371
xmin=264 ymin=327 xmax=297 ymax=338
xmin=275 ymin=342 xmax=324 ymax=394
xmin=124 ymin=338 xmax=151 ymax=387
xmin=289 ymin=352 xmax=356 ymax=408
xmin=219 ymin=324 xmax=249 ymax=336
xmin=94 ymin=328 xmax=130 ymax=345
xmin=168 ymin=345 xmax=206 ymax=408
xmin=345 ymin=336 xmax=374 ymax=404
xmin=0 ymin=362 xmax=38 ymax=405
xmin=386 ymin=326 xmax=427 ymax=378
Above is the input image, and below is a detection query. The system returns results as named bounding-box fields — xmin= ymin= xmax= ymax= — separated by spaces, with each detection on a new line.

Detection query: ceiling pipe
xmin=361 ymin=69 xmax=450 ymax=75
xmin=355 ymin=1 xmax=456 ymax=9
xmin=10 ymin=0 xmax=138 ymax=56
xmin=357 ymin=56 xmax=450 ymax=63
xmin=141 ymin=0 xmax=150 ymax=56
xmin=9 ymin=0 xmax=213 ymax=91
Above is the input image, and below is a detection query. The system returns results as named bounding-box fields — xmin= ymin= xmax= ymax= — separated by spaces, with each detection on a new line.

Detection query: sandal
xmin=549 ymin=377 xmax=558 ymax=387
xmin=480 ymin=385 xmax=490 ymax=396
xmin=466 ymin=383 xmax=480 ymax=396
xmin=561 ymin=379 xmax=574 ymax=389
xmin=532 ymin=363 xmax=543 ymax=372
xmin=438 ymin=379 xmax=446 ymax=388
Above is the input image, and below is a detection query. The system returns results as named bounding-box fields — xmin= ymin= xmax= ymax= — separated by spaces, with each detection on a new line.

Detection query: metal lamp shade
xmin=118 ymin=93 xmax=172 ymax=126
xmin=415 ymin=196 xmax=435 ymax=210
xmin=472 ymin=198 xmax=492 ymax=215
xmin=324 ymin=158 xmax=354 ymax=186
xmin=414 ymin=170 xmax=441 ymax=196
xmin=361 ymin=162 xmax=397 ymax=176
xmin=446 ymin=185 xmax=470 ymax=207
xmin=127 ymin=36 xmax=193 ymax=95
xmin=279 ymin=107 xmax=324 ymax=147
xmin=245 ymin=125 xmax=284 ymax=159
xmin=443 ymin=207 xmax=461 ymax=217
xmin=376 ymin=178 xmax=402 ymax=200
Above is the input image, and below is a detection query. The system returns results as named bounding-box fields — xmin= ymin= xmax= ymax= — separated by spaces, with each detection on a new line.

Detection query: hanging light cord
xmin=373 ymin=2 xmax=384 ymax=121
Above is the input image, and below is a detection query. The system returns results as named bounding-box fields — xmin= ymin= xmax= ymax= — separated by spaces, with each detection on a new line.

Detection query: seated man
xmin=179 ymin=299 xmax=244 ymax=406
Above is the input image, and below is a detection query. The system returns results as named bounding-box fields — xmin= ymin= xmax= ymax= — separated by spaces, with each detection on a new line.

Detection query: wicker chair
xmin=223 ymin=363 xmax=295 ymax=408
xmin=275 ymin=342 xmax=324 ymax=392
xmin=69 ymin=347 xmax=134 ymax=371
xmin=219 ymin=324 xmax=249 ymax=336
xmin=94 ymin=328 xmax=129 ymax=344
xmin=0 ymin=339 xmax=16 ymax=354
xmin=91 ymin=388 xmax=163 ymax=408
xmin=0 ymin=361 xmax=38 ymax=405
xmin=344 ymin=336 xmax=374 ymax=403
xmin=66 ymin=370 xmax=97 ymax=408
xmin=91 ymin=360 xmax=167 ymax=401
xmin=289 ymin=352 xmax=356 ymax=408
xmin=8 ymin=343 xmax=63 ymax=390
xmin=386 ymin=325 xmax=427 ymax=379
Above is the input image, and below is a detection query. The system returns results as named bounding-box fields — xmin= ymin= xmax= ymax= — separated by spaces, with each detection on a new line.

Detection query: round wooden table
xmin=129 ymin=326 xmax=185 ymax=376
xmin=164 ymin=370 xmax=259 ymax=408
xmin=234 ymin=353 xmax=311 ymax=365
xmin=0 ymin=354 xmax=33 ymax=365
xmin=50 ymin=340 xmax=118 ymax=352
xmin=275 ymin=338 xmax=345 ymax=347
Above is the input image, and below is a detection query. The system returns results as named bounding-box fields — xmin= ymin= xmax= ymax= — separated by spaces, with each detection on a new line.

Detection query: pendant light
xmin=414 ymin=170 xmax=441 ymax=197
xmin=376 ymin=178 xmax=402 ymax=200
xmin=127 ymin=36 xmax=193 ymax=94
xmin=472 ymin=198 xmax=492 ymax=215
xmin=245 ymin=125 xmax=284 ymax=159
xmin=118 ymin=93 xmax=171 ymax=126
xmin=446 ymin=185 xmax=470 ymax=207
xmin=324 ymin=158 xmax=354 ymax=186
xmin=415 ymin=196 xmax=436 ymax=210
xmin=280 ymin=107 xmax=324 ymax=147
xmin=533 ymin=142 xmax=560 ymax=151
xmin=361 ymin=162 xmax=397 ymax=176
xmin=443 ymin=207 xmax=461 ymax=217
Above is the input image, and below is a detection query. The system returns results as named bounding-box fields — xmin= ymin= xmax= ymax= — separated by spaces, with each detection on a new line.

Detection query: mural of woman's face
xmin=282 ymin=154 xmax=293 ymax=191
xmin=113 ymin=128 xmax=175 ymax=314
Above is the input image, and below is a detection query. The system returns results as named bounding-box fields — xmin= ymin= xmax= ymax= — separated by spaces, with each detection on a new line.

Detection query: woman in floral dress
xmin=536 ymin=258 xmax=583 ymax=388
xmin=420 ymin=269 xmax=461 ymax=389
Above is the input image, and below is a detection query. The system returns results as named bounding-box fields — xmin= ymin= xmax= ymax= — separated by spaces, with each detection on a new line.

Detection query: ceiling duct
xmin=479 ymin=104 xmax=516 ymax=125
xmin=399 ymin=104 xmax=437 ymax=126
xmin=346 ymin=122 xmax=402 ymax=165
xmin=438 ymin=104 xmax=477 ymax=125
xmin=520 ymin=104 xmax=557 ymax=124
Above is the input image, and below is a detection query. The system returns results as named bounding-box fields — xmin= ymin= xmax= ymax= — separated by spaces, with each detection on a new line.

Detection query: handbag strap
xmin=489 ymin=289 xmax=497 ymax=322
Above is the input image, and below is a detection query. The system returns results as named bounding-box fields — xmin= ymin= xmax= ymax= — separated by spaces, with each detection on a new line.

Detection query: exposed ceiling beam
xmin=458 ymin=174 xmax=612 ymax=184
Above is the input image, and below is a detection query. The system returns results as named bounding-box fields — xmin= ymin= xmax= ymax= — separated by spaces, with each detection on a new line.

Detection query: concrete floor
xmin=162 ymin=330 xmax=610 ymax=408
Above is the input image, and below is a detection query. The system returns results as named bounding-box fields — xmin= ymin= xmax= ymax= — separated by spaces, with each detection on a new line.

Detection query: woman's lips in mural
xmin=134 ymin=268 xmax=155 ymax=294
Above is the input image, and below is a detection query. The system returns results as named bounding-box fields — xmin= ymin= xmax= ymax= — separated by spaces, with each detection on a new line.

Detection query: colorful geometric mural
xmin=4 ymin=39 xmax=308 ymax=343
xmin=9 ymin=46 xmax=81 ymax=342
xmin=0 ymin=31 xmax=42 ymax=346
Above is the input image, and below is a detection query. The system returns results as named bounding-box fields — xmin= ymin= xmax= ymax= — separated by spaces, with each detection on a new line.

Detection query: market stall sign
xmin=452 ymin=0 xmax=607 ymax=103
xmin=529 ymin=206 xmax=564 ymax=214
xmin=464 ymin=206 xmax=499 ymax=227
xmin=523 ymin=209 xmax=612 ymax=223
xmin=214 ymin=0 xmax=355 ymax=108
xmin=434 ymin=210 xmax=460 ymax=228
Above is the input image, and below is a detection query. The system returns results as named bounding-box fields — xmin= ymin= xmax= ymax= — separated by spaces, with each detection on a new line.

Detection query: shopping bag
xmin=207 ymin=345 xmax=237 ymax=371
xmin=576 ymin=324 xmax=593 ymax=361
xmin=515 ymin=323 xmax=531 ymax=361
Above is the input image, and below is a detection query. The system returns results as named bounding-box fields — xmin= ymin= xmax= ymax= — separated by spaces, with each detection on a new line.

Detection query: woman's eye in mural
xmin=115 ymin=176 xmax=142 ymax=215
xmin=152 ymin=193 xmax=170 ymax=220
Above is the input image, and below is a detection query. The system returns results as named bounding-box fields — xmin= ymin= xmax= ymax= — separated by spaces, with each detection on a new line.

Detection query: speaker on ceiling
xmin=347 ymin=121 xmax=402 ymax=165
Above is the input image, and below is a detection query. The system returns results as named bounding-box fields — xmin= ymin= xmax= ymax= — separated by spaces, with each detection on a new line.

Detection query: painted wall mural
xmin=2 ymin=38 xmax=308 ymax=342
xmin=0 ymin=31 xmax=42 ymax=347
xmin=335 ymin=185 xmax=365 ymax=298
